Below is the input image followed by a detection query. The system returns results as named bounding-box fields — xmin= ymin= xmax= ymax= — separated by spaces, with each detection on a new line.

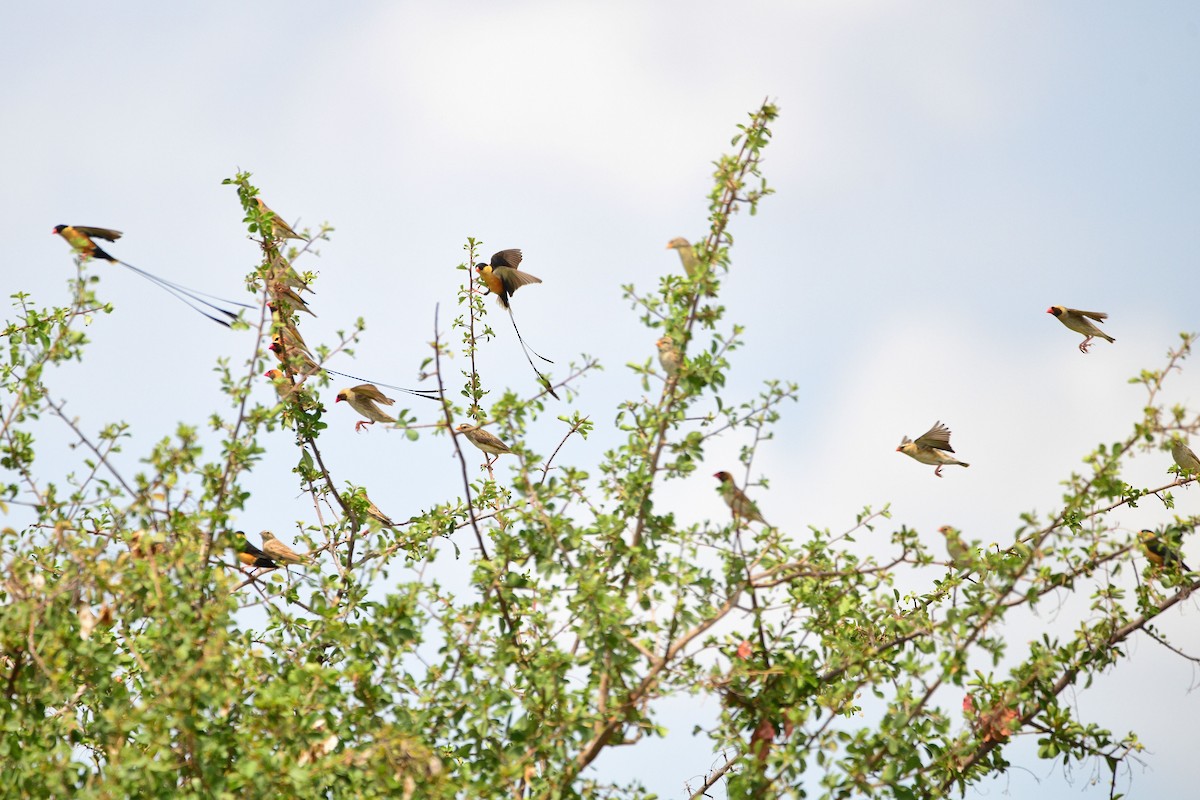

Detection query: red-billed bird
xmin=475 ymin=248 xmax=558 ymax=399
xmin=52 ymin=225 xmax=250 ymax=327
xmin=897 ymin=421 xmax=970 ymax=477
xmin=1046 ymin=306 xmax=1115 ymax=353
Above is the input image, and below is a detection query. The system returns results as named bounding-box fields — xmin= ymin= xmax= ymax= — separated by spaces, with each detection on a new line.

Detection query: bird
xmin=1046 ymin=306 xmax=1115 ymax=353
xmin=336 ymin=384 xmax=396 ymax=431
xmin=1137 ymin=529 xmax=1190 ymax=572
xmin=52 ymin=225 xmax=249 ymax=326
xmin=270 ymin=334 xmax=320 ymax=376
xmin=1170 ymin=437 xmax=1200 ymax=478
xmin=268 ymin=284 xmax=315 ymax=317
xmin=260 ymin=530 xmax=309 ymax=565
xmin=939 ymin=525 xmax=972 ymax=570
xmin=264 ymin=369 xmax=301 ymax=402
xmin=657 ymin=335 xmax=682 ymax=378
xmin=667 ymin=237 xmax=700 ymax=278
xmin=714 ymin=471 xmax=769 ymax=525
xmin=474 ymin=248 xmax=558 ymax=399
xmin=456 ymin=423 xmax=514 ymax=466
xmin=254 ymin=197 xmax=306 ymax=241
xmin=897 ymin=421 xmax=970 ymax=478
xmin=364 ymin=495 xmax=394 ymax=528
xmin=236 ymin=533 xmax=277 ymax=569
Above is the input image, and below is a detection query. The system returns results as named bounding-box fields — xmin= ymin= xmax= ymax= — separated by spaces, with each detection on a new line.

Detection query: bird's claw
xmin=354 ymin=421 xmax=372 ymax=433
xmin=1079 ymin=338 xmax=1093 ymax=353
xmin=934 ymin=466 xmax=944 ymax=478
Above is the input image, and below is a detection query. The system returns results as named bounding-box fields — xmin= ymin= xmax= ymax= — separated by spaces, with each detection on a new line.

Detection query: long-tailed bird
xmin=475 ymin=248 xmax=558 ymax=399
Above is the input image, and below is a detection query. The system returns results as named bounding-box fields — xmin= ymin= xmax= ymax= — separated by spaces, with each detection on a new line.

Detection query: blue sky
xmin=3 ymin=2 xmax=1199 ymax=796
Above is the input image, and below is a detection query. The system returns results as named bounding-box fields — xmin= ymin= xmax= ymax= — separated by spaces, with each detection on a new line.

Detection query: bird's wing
xmin=915 ymin=422 xmax=955 ymax=452
xmin=1067 ymin=308 xmax=1108 ymax=322
xmin=491 ymin=249 xmax=523 ymax=269
xmin=354 ymin=384 xmax=396 ymax=405
xmin=73 ymin=226 xmax=123 ymax=241
xmin=498 ymin=268 xmax=543 ymax=290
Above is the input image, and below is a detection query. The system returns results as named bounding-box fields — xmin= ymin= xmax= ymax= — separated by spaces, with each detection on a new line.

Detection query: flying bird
xmin=260 ymin=530 xmax=309 ymax=565
xmin=1046 ymin=306 xmax=1115 ymax=353
xmin=939 ymin=525 xmax=972 ymax=570
xmin=657 ymin=335 xmax=682 ymax=379
xmin=254 ymin=197 xmax=306 ymax=241
xmin=52 ymin=225 xmax=250 ymax=326
xmin=336 ymin=384 xmax=396 ymax=432
xmin=1137 ymin=529 xmax=1190 ymax=572
xmin=1170 ymin=437 xmax=1200 ymax=478
xmin=456 ymin=423 xmax=514 ymax=467
xmin=714 ymin=471 xmax=769 ymax=525
xmin=897 ymin=421 xmax=970 ymax=477
xmin=474 ymin=248 xmax=558 ymax=399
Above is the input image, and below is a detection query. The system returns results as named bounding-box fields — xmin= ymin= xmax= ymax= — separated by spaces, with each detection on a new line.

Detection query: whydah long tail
xmin=507 ymin=307 xmax=559 ymax=400
xmin=118 ymin=259 xmax=253 ymax=328
xmin=321 ymin=368 xmax=441 ymax=401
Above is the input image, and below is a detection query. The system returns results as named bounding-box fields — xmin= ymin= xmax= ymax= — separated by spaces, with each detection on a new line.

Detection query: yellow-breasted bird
xmin=52 ymin=225 xmax=250 ymax=326
xmin=939 ymin=525 xmax=972 ymax=570
xmin=456 ymin=423 xmax=513 ymax=466
xmin=714 ymin=471 xmax=769 ymax=525
xmin=255 ymin=197 xmax=306 ymax=241
xmin=657 ymin=335 xmax=682 ymax=379
xmin=474 ymin=248 xmax=558 ymax=399
xmin=260 ymin=530 xmax=309 ymax=565
xmin=236 ymin=532 xmax=277 ymax=569
xmin=1046 ymin=306 xmax=1115 ymax=353
xmin=336 ymin=384 xmax=396 ymax=432
xmin=1138 ymin=529 xmax=1190 ymax=572
xmin=1170 ymin=437 xmax=1200 ymax=478
xmin=897 ymin=421 xmax=970 ymax=478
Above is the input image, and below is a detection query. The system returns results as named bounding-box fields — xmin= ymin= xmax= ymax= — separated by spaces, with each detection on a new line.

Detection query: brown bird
xmin=1046 ymin=306 xmax=1115 ymax=353
xmin=268 ymin=285 xmax=315 ymax=317
xmin=939 ymin=525 xmax=972 ymax=570
xmin=52 ymin=225 xmax=249 ymax=326
xmin=456 ymin=423 xmax=514 ymax=466
xmin=236 ymin=532 xmax=277 ymax=569
xmin=270 ymin=334 xmax=320 ymax=376
xmin=336 ymin=384 xmax=396 ymax=431
xmin=714 ymin=471 xmax=769 ymax=525
xmin=1170 ymin=437 xmax=1200 ymax=478
xmin=897 ymin=421 xmax=970 ymax=477
xmin=365 ymin=496 xmax=394 ymax=528
xmin=657 ymin=335 xmax=682 ymax=378
xmin=259 ymin=530 xmax=308 ymax=565
xmin=667 ymin=237 xmax=700 ymax=278
xmin=255 ymin=197 xmax=306 ymax=241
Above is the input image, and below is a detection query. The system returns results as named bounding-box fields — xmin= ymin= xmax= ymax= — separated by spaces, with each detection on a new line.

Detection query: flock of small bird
xmin=51 ymin=220 xmax=1198 ymax=577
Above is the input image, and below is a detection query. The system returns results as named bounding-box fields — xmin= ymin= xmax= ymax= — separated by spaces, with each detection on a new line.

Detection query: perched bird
xmin=52 ymin=225 xmax=249 ymax=326
xmin=939 ymin=525 xmax=972 ymax=570
xmin=456 ymin=423 xmax=514 ymax=466
xmin=897 ymin=421 xmax=970 ymax=478
xmin=1137 ymin=529 xmax=1190 ymax=572
xmin=474 ymin=248 xmax=557 ymax=399
xmin=714 ymin=471 xmax=769 ymax=525
xmin=336 ymin=384 xmax=396 ymax=431
xmin=657 ymin=335 xmax=682 ymax=378
xmin=255 ymin=197 xmax=306 ymax=241
xmin=268 ymin=284 xmax=315 ymax=317
xmin=365 ymin=495 xmax=394 ymax=528
xmin=260 ymin=530 xmax=309 ymax=565
xmin=264 ymin=369 xmax=299 ymax=402
xmin=667 ymin=237 xmax=700 ymax=278
xmin=236 ymin=532 xmax=277 ymax=569
xmin=1046 ymin=306 xmax=1115 ymax=353
xmin=1170 ymin=437 xmax=1200 ymax=478
xmin=270 ymin=335 xmax=320 ymax=376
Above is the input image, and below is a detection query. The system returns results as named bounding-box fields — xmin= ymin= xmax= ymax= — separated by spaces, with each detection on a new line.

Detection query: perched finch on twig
xmin=335 ymin=384 xmax=396 ymax=432
xmin=260 ymin=530 xmax=309 ymax=565
xmin=1170 ymin=437 xmax=1200 ymax=478
xmin=255 ymin=197 xmax=306 ymax=241
xmin=657 ymin=335 xmax=682 ymax=378
xmin=714 ymin=471 xmax=769 ymax=525
xmin=939 ymin=525 xmax=972 ymax=570
xmin=1046 ymin=306 xmax=1115 ymax=353
xmin=456 ymin=423 xmax=514 ymax=467
xmin=897 ymin=421 xmax=970 ymax=477
xmin=235 ymin=532 xmax=277 ymax=569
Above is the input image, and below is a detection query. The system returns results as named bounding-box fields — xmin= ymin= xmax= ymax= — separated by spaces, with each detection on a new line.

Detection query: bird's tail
xmin=321 ymin=368 xmax=441 ymax=401
xmin=118 ymin=259 xmax=253 ymax=327
xmin=507 ymin=307 xmax=559 ymax=400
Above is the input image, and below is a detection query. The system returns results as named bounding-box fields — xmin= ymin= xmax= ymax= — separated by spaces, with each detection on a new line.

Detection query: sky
xmin=3 ymin=1 xmax=1200 ymax=797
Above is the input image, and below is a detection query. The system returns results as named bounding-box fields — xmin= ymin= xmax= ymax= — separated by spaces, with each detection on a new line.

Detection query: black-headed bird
xmin=474 ymin=248 xmax=558 ymax=399
xmin=1138 ymin=529 xmax=1190 ymax=573
xmin=897 ymin=421 xmax=970 ymax=478
xmin=236 ymin=533 xmax=278 ymax=569
xmin=1046 ymin=306 xmax=1115 ymax=353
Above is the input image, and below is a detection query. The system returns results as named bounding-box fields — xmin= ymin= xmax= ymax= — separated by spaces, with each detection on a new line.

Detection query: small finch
xmin=365 ymin=496 xmax=394 ymax=527
xmin=456 ymin=423 xmax=514 ymax=466
xmin=657 ymin=335 xmax=682 ymax=378
xmin=255 ymin=197 xmax=306 ymax=241
xmin=939 ymin=525 xmax=972 ymax=570
xmin=260 ymin=530 xmax=309 ymax=565
xmin=666 ymin=237 xmax=700 ymax=278
xmin=268 ymin=284 xmax=315 ymax=317
xmin=714 ymin=471 xmax=769 ymax=525
xmin=1137 ymin=529 xmax=1190 ymax=572
xmin=1046 ymin=306 xmax=1115 ymax=353
xmin=1170 ymin=437 xmax=1200 ymax=478
xmin=270 ymin=334 xmax=320 ymax=376
xmin=336 ymin=384 xmax=396 ymax=432
xmin=897 ymin=421 xmax=970 ymax=478
xmin=264 ymin=369 xmax=299 ymax=402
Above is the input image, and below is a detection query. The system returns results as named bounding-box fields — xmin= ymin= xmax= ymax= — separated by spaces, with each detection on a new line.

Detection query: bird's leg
xmin=1078 ymin=337 xmax=1093 ymax=353
xmin=355 ymin=420 xmax=374 ymax=433
xmin=934 ymin=465 xmax=944 ymax=478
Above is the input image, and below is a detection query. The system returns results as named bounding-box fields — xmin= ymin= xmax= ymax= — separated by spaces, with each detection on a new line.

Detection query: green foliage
xmin=2 ymin=100 xmax=1198 ymax=800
